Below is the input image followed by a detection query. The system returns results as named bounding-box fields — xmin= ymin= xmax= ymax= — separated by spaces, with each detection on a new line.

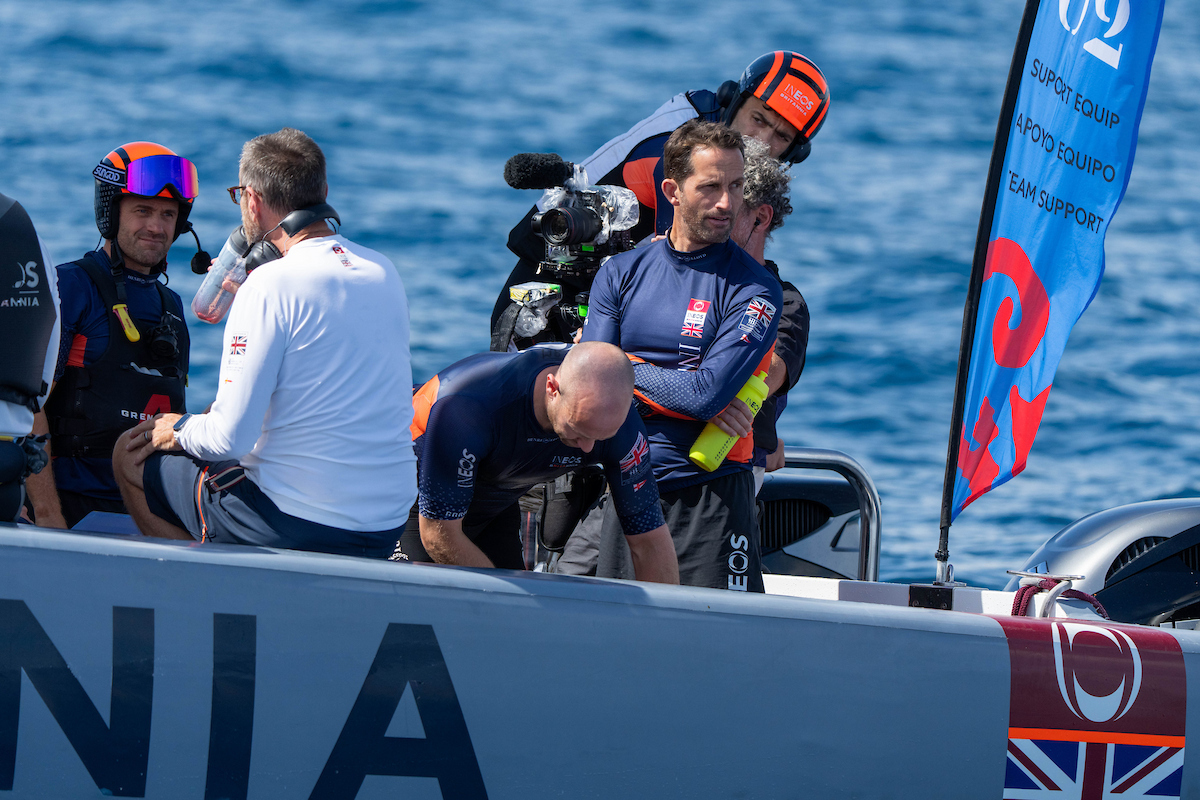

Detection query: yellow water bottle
xmin=689 ymin=370 xmax=769 ymax=471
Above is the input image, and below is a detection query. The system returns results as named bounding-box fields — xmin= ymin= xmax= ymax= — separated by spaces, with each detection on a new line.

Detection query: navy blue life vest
xmin=44 ymin=253 xmax=189 ymax=459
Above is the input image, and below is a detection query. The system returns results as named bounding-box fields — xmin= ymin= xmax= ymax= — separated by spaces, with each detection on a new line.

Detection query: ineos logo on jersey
xmin=1052 ymin=621 xmax=1142 ymax=723
xmin=457 ymin=449 xmax=476 ymax=487
xmin=1060 ymin=0 xmax=1130 ymax=69
xmin=550 ymin=455 xmax=582 ymax=468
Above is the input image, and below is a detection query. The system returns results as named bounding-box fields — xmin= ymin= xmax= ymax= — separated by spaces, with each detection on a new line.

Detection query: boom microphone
xmin=504 ymin=153 xmax=575 ymax=190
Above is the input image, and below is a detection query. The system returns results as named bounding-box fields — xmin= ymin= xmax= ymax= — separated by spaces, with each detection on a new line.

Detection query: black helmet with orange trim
xmin=718 ymin=51 xmax=830 ymax=164
xmin=92 ymin=142 xmax=199 ymax=242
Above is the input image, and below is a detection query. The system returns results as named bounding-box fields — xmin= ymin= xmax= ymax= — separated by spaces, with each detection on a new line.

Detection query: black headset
xmin=242 ymin=202 xmax=341 ymax=271
xmin=192 ymin=202 xmax=341 ymax=275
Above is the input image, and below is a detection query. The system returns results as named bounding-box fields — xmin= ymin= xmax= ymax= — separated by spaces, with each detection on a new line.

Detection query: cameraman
xmin=491 ymin=50 xmax=829 ymax=345
xmin=0 ymin=192 xmax=60 ymax=523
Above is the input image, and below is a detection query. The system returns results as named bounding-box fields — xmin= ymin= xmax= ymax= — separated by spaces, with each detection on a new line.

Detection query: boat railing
xmin=782 ymin=447 xmax=881 ymax=582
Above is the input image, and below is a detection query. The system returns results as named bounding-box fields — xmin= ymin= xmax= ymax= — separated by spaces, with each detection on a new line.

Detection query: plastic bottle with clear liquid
xmin=192 ymin=226 xmax=249 ymax=324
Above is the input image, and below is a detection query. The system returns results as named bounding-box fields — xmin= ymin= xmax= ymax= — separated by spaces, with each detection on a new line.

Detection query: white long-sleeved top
xmin=176 ymin=235 xmax=416 ymax=531
xmin=0 ymin=236 xmax=60 ymax=438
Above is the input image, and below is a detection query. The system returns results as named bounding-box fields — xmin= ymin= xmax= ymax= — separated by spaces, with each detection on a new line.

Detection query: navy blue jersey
xmin=581 ymin=238 xmax=782 ymax=491
xmin=410 ymin=346 xmax=664 ymax=535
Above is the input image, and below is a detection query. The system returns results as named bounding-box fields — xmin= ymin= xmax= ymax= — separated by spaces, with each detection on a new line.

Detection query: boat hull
xmin=0 ymin=524 xmax=1196 ymax=799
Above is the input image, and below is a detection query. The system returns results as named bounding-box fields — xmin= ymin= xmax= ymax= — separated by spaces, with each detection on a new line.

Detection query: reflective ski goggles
xmin=94 ymin=154 xmax=200 ymax=200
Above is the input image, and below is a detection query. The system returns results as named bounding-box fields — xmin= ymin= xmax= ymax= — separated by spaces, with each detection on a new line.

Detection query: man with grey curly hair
xmin=732 ymin=137 xmax=809 ymax=479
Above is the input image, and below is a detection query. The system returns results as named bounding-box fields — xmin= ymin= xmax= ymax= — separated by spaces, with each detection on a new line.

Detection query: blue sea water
xmin=2 ymin=0 xmax=1197 ymax=588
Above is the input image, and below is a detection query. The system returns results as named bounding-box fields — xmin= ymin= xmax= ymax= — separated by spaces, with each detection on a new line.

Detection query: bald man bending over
xmin=397 ymin=342 xmax=679 ymax=583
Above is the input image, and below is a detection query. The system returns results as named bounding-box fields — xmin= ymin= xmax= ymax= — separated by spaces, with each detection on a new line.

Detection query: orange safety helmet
xmin=719 ymin=51 xmax=830 ymax=164
xmin=92 ymin=142 xmax=199 ymax=241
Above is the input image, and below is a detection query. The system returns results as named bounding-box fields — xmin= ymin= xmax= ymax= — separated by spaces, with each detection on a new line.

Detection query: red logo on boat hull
xmin=997 ymin=617 xmax=1186 ymax=798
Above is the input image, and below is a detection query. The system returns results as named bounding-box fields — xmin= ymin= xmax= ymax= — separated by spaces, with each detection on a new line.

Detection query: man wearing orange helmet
xmin=491 ymin=50 xmax=830 ymax=345
xmin=25 ymin=143 xmax=197 ymax=529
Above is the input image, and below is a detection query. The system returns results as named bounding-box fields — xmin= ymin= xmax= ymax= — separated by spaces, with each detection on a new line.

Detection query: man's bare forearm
xmin=419 ymin=515 xmax=495 ymax=568
xmin=627 ymin=525 xmax=679 ymax=584
xmin=24 ymin=410 xmax=66 ymax=528
xmin=765 ymin=351 xmax=788 ymax=396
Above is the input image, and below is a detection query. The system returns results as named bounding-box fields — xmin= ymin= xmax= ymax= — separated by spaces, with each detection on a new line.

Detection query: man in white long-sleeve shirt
xmin=113 ymin=128 xmax=416 ymax=558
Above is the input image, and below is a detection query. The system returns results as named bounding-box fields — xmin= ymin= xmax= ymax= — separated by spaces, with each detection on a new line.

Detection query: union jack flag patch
xmin=229 ymin=335 xmax=247 ymax=355
xmin=619 ymin=432 xmax=649 ymax=482
xmin=737 ymin=297 xmax=776 ymax=342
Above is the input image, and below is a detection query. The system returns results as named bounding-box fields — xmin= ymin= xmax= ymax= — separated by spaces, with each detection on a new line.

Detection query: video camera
xmin=495 ymin=153 xmax=639 ymax=349
xmin=504 ymin=153 xmax=639 ymax=280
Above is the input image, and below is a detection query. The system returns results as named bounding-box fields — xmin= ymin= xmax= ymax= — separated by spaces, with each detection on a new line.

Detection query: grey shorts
xmin=592 ymin=469 xmax=763 ymax=592
xmin=143 ymin=452 xmax=400 ymax=559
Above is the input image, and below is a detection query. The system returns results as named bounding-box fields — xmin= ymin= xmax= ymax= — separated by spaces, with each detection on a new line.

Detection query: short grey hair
xmin=742 ymin=137 xmax=792 ymax=236
xmin=239 ymin=128 xmax=327 ymax=215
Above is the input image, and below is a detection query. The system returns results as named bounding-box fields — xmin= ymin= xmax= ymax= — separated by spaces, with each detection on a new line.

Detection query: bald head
xmin=546 ymin=342 xmax=636 ymax=452
xmin=559 ymin=341 xmax=634 ymax=402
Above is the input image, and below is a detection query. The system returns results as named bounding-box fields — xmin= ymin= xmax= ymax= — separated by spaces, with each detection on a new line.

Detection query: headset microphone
xmin=187 ymin=223 xmax=211 ymax=275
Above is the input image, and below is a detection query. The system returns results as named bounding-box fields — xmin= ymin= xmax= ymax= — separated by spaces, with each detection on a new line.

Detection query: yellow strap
xmin=112 ymin=304 xmax=141 ymax=342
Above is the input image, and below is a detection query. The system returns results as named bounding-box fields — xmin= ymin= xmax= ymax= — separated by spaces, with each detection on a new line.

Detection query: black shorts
xmin=143 ymin=452 xmax=400 ymax=559
xmin=595 ymin=469 xmax=763 ymax=592
xmin=395 ymin=502 xmax=524 ymax=570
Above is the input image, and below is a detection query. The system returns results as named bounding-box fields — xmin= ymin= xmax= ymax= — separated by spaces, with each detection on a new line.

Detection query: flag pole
xmin=937 ymin=0 xmax=1042 ymax=583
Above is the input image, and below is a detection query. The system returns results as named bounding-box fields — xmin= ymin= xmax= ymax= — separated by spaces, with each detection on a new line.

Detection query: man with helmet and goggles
xmin=25 ymin=143 xmax=197 ymax=529
xmin=490 ymin=50 xmax=829 ymax=343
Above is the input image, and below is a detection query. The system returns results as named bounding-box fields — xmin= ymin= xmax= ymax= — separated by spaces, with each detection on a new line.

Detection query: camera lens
xmin=539 ymin=206 xmax=602 ymax=246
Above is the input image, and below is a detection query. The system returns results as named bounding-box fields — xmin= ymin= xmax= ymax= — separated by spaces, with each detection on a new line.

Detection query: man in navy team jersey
xmin=397 ymin=341 xmax=679 ymax=584
xmin=580 ymin=120 xmax=782 ymax=592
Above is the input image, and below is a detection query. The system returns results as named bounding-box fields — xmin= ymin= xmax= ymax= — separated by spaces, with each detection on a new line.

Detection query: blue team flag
xmin=946 ymin=0 xmax=1165 ymax=522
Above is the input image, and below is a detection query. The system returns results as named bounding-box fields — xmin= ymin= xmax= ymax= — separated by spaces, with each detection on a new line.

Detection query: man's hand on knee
xmin=113 ymin=427 xmax=149 ymax=491
xmin=123 ymin=415 xmax=185 ymax=467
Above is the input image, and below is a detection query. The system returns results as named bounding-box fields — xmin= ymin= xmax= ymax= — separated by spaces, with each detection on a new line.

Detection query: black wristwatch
xmin=173 ymin=413 xmax=193 ymax=432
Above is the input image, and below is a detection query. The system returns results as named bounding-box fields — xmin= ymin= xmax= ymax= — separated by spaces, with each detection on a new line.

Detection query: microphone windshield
xmin=191 ymin=250 xmax=212 ymax=275
xmin=504 ymin=153 xmax=575 ymax=190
